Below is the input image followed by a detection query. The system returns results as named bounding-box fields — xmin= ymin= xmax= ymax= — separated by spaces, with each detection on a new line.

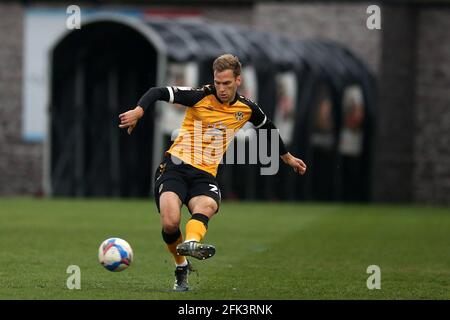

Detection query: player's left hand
xmin=281 ymin=153 xmax=307 ymax=175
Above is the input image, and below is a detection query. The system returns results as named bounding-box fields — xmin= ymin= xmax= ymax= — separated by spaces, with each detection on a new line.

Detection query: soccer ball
xmin=98 ymin=238 xmax=133 ymax=272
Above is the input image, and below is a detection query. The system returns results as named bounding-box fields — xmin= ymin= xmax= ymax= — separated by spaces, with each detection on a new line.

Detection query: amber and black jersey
xmin=138 ymin=85 xmax=288 ymax=177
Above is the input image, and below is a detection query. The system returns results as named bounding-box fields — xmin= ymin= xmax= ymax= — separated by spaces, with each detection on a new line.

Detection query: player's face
xmin=214 ymin=69 xmax=241 ymax=104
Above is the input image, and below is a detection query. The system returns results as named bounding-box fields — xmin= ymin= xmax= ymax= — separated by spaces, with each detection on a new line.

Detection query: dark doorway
xmin=50 ymin=21 xmax=157 ymax=197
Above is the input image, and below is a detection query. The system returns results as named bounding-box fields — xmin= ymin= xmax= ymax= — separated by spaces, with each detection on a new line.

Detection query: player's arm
xmin=248 ymin=101 xmax=307 ymax=175
xmin=119 ymin=86 xmax=204 ymax=135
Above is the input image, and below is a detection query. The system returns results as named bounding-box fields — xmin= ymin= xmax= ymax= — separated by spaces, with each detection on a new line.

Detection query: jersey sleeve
xmin=137 ymin=86 xmax=206 ymax=112
xmin=247 ymin=99 xmax=268 ymax=129
xmin=245 ymin=98 xmax=288 ymax=156
xmin=167 ymin=86 xmax=206 ymax=107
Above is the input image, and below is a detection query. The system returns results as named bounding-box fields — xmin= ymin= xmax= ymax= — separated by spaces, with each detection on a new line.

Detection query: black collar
xmin=214 ymin=91 xmax=240 ymax=105
xmin=229 ymin=92 xmax=239 ymax=105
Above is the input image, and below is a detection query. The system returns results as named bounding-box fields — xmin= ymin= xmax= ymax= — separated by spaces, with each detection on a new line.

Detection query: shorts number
xmin=209 ymin=184 xmax=219 ymax=195
xmin=209 ymin=184 xmax=221 ymax=200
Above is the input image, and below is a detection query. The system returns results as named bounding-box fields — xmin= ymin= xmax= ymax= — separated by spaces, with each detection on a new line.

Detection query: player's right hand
xmin=119 ymin=106 xmax=144 ymax=135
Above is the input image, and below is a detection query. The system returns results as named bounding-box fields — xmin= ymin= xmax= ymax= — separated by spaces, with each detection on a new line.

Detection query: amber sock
xmin=185 ymin=213 xmax=209 ymax=242
xmin=161 ymin=228 xmax=186 ymax=266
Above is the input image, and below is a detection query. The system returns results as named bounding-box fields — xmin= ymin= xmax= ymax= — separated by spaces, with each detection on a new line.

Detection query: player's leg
xmin=159 ymin=191 xmax=186 ymax=266
xmin=154 ymin=156 xmax=194 ymax=291
xmin=185 ymin=195 xmax=217 ymax=243
xmin=176 ymin=195 xmax=218 ymax=260
xmin=176 ymin=177 xmax=221 ymax=260
xmin=158 ymin=191 xmax=195 ymax=291
xmin=154 ymin=156 xmax=188 ymax=266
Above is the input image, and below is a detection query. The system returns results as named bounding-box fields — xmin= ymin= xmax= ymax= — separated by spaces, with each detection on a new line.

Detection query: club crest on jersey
xmin=235 ymin=111 xmax=244 ymax=121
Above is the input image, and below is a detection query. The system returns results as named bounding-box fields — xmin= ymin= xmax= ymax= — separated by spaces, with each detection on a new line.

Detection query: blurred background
xmin=0 ymin=0 xmax=449 ymax=206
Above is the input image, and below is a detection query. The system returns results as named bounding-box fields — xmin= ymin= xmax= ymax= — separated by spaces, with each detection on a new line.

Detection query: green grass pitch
xmin=0 ymin=198 xmax=449 ymax=299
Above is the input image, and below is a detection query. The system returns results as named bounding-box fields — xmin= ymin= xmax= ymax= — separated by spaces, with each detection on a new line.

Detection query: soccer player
xmin=118 ymin=54 xmax=307 ymax=291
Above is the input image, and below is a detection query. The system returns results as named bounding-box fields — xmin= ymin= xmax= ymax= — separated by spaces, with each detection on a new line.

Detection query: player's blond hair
xmin=213 ymin=54 xmax=242 ymax=77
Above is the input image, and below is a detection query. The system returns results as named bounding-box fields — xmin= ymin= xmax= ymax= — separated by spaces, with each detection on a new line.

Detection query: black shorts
xmin=154 ymin=154 xmax=221 ymax=214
